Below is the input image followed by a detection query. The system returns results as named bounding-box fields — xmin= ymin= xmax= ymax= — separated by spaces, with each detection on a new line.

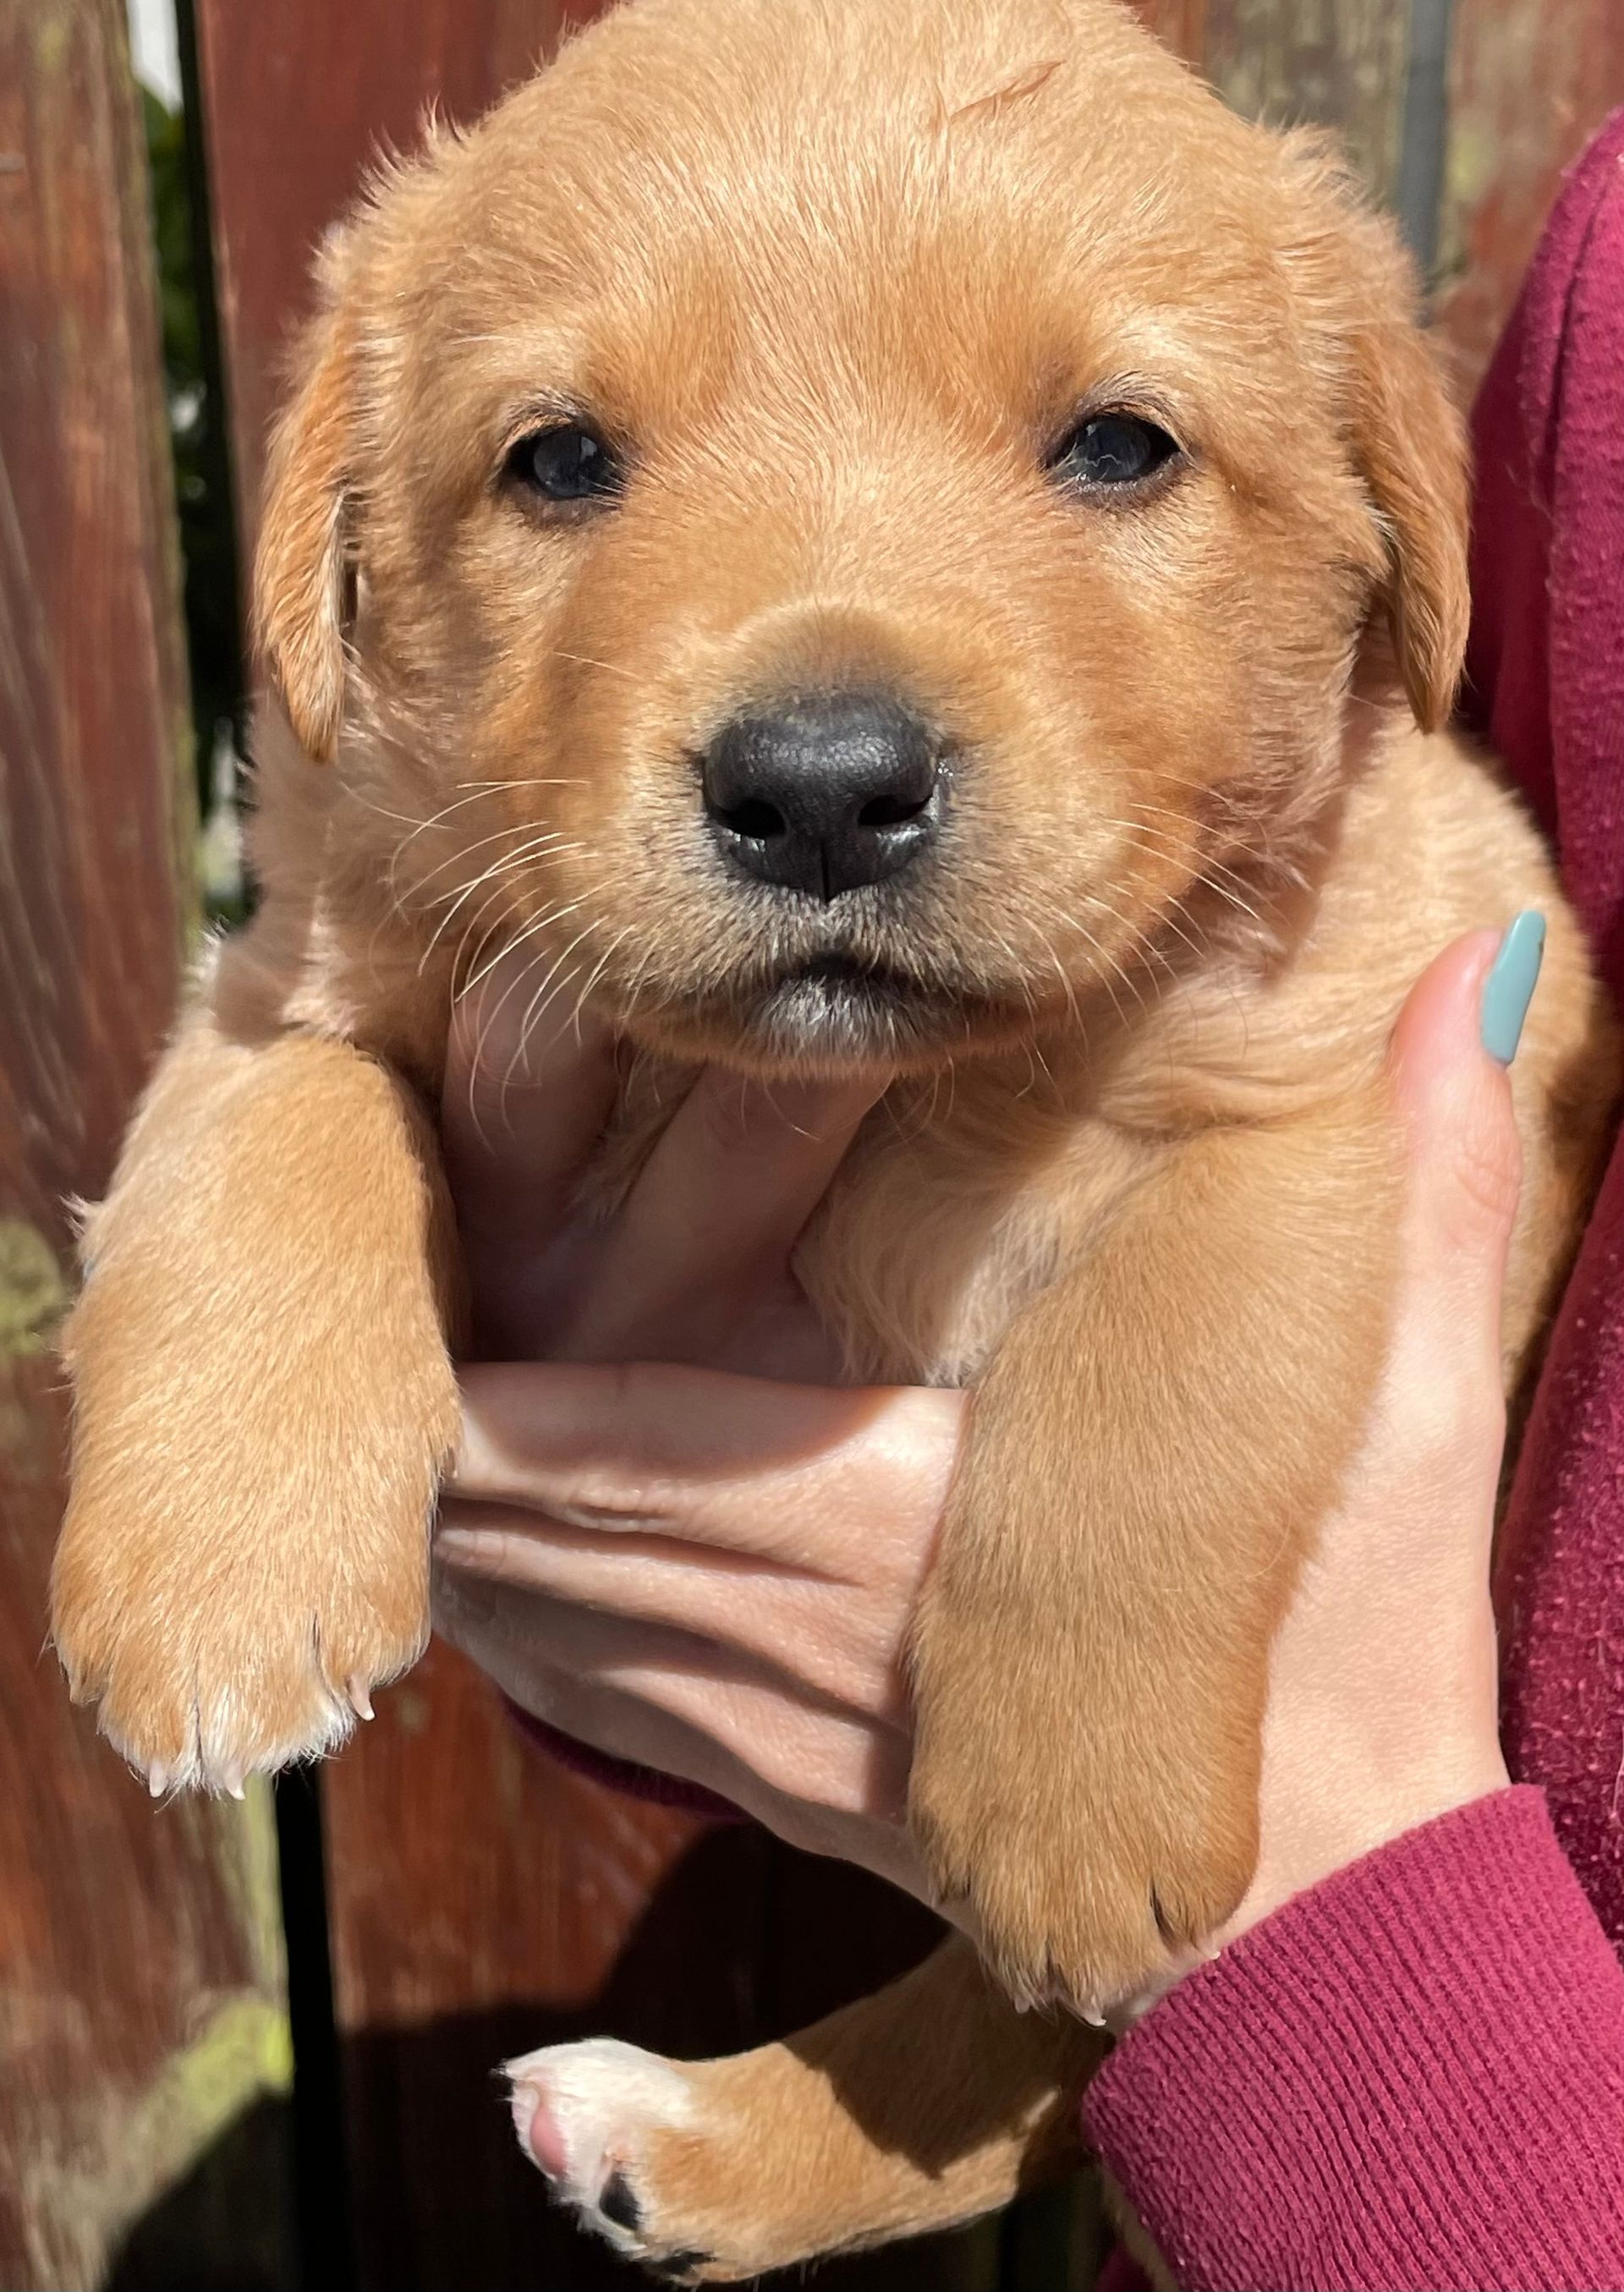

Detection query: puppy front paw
xmin=908 ymin=1656 xmax=1257 ymax=2019
xmin=53 ymin=1314 xmax=457 ymax=1793
xmin=53 ymin=1505 xmax=431 ymax=1795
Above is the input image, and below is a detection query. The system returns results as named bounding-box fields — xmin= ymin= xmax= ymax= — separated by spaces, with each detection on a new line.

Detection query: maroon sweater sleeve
xmin=1082 ymin=1789 xmax=1624 ymax=2292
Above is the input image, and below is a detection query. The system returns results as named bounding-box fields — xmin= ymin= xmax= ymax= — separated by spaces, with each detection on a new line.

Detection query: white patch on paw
xmin=504 ymin=2036 xmax=698 ymax=2251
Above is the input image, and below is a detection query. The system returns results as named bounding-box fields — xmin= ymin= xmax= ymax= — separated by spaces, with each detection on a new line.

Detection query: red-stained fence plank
xmin=1438 ymin=0 xmax=1624 ymax=385
xmin=0 ymin=3 xmax=294 ymax=2286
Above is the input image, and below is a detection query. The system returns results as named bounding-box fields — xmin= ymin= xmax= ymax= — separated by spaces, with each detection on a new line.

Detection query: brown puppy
xmin=52 ymin=0 xmax=1617 ymax=2275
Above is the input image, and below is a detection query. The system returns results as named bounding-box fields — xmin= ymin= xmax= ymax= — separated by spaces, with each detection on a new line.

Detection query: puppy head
xmin=255 ymin=0 xmax=1467 ymax=1075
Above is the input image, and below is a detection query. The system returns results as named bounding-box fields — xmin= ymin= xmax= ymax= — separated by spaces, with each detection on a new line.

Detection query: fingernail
xmin=1480 ymin=910 xmax=1545 ymax=1066
xmin=447 ymin=1408 xmax=496 ymax=1491
xmin=435 ymin=1527 xmax=486 ymax=1565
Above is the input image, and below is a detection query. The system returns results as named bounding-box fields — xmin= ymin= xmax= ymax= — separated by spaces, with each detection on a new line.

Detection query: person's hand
xmin=432 ymin=956 xmax=959 ymax=1898
xmin=433 ymin=929 xmax=1529 ymax=1984
xmin=441 ymin=963 xmax=880 ymax=1381
xmin=1189 ymin=928 xmax=1522 ymax=1960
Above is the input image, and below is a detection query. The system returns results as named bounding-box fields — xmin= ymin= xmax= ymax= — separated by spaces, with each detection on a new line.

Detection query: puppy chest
xmin=797 ymin=1105 xmax=1153 ymax=1386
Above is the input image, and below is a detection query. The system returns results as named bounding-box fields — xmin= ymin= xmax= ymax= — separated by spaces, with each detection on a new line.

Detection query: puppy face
xmin=257 ymin=0 xmax=1467 ymax=1075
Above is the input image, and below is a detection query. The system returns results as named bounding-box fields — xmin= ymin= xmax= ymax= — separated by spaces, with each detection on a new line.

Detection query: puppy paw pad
xmin=504 ymin=2037 xmax=700 ymax=2256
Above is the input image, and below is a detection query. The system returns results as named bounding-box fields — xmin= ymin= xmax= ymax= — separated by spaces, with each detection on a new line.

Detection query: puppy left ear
xmin=1281 ymin=134 xmax=1471 ymax=732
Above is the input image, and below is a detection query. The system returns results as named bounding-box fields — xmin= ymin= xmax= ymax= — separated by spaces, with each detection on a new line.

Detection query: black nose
xmin=701 ymin=690 xmax=943 ymax=900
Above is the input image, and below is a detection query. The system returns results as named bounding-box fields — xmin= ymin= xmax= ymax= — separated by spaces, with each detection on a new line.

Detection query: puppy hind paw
xmin=506 ymin=2039 xmax=721 ymax=2283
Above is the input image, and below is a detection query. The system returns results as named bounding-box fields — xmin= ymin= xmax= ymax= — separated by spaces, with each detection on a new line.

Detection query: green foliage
xmin=141 ymin=84 xmax=243 ymax=820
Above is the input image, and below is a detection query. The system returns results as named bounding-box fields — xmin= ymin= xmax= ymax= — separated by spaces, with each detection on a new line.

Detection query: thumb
xmin=1385 ymin=914 xmax=1544 ymax=1363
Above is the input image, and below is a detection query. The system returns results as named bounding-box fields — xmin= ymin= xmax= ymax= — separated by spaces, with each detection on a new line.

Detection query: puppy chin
xmin=618 ymin=966 xmax=1001 ymax=1079
xmin=746 ymin=970 xmax=947 ymax=1069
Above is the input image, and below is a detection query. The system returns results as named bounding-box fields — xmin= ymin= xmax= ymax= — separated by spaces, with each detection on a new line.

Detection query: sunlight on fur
xmin=52 ymin=0 xmax=1618 ymax=2277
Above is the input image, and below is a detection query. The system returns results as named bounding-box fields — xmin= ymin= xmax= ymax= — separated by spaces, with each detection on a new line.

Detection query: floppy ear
xmin=1281 ymin=135 xmax=1470 ymax=732
xmin=1344 ymin=266 xmax=1471 ymax=732
xmin=253 ymin=264 xmax=358 ymax=763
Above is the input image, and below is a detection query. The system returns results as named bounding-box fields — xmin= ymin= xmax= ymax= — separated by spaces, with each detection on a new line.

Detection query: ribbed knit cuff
xmin=1084 ymin=1787 xmax=1624 ymax=2291
xmin=502 ymin=1697 xmax=748 ymax=1823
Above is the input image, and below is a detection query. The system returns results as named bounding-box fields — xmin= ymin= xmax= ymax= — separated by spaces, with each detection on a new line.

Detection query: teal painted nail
xmin=1481 ymin=910 xmax=1546 ymax=1065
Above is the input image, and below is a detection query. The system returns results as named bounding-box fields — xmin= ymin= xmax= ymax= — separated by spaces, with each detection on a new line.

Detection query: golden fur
xmin=52 ymin=0 xmax=1617 ymax=2273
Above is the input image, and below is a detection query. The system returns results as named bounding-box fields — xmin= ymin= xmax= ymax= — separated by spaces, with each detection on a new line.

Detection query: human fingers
xmin=449 ymin=1360 xmax=962 ymax=1575
xmin=557 ymin=1066 xmax=885 ymax=1361
xmin=441 ymin=945 xmax=621 ymax=1248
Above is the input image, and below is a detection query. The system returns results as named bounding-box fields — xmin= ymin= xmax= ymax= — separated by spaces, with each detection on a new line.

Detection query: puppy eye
xmin=1048 ymin=413 xmax=1180 ymax=491
xmin=505 ymin=420 xmax=623 ymax=505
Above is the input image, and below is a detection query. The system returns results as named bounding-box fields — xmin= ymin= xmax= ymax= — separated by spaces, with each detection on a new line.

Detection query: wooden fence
xmin=3 ymin=1 xmax=1622 ymax=2286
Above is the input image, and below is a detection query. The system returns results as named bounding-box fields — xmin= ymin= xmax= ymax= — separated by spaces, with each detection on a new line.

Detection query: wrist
xmin=1106 ymin=1742 xmax=1511 ymax=2035
xmin=1237 ymin=1736 xmax=1512 ymax=1943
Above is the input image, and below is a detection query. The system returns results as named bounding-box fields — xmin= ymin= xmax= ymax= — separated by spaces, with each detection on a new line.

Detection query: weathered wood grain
xmin=1438 ymin=0 xmax=1624 ymax=386
xmin=193 ymin=0 xmax=605 ymax=548
xmin=0 ymin=2 xmax=294 ymax=2284
xmin=1129 ymin=0 xmax=1209 ymax=63
xmin=1201 ymin=0 xmax=1413 ymax=206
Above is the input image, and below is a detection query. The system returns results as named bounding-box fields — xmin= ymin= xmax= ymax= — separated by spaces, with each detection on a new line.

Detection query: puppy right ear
xmin=253 ymin=266 xmax=358 ymax=764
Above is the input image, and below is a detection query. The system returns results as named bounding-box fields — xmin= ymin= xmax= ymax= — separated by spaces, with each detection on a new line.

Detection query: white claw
xmin=147 ymin=1763 xmax=171 ymax=1799
xmin=219 ymin=1763 xmax=246 ymax=1801
xmin=347 ymin=1678 xmax=375 ymax=1722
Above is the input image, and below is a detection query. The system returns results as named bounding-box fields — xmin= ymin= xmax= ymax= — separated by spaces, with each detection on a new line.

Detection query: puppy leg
xmin=507 ymin=1937 xmax=1099 ymax=2281
xmin=52 ymin=1001 xmax=459 ymax=1792
xmin=910 ymin=1090 xmax=1402 ymax=2016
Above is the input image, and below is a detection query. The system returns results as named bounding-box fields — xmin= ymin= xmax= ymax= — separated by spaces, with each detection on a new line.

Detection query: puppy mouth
xmin=772 ymin=953 xmax=924 ymax=999
xmin=604 ymin=934 xmax=1029 ymax=1071
xmin=689 ymin=947 xmax=993 ymax=1067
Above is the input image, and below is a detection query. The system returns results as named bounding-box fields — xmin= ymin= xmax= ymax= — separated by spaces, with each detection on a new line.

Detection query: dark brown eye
xmin=1048 ymin=413 xmax=1181 ymax=491
xmin=506 ymin=420 xmax=623 ymax=505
